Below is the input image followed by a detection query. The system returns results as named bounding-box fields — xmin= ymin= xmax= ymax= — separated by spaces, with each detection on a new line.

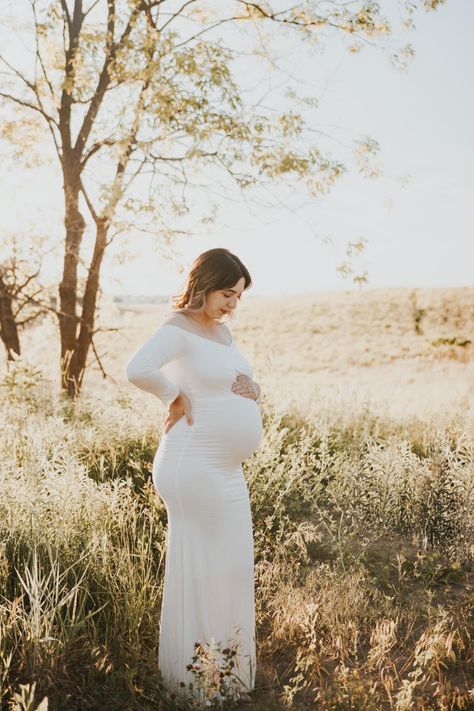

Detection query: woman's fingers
xmin=164 ymin=417 xmax=179 ymax=433
xmin=185 ymin=405 xmax=193 ymax=426
xmin=231 ymin=374 xmax=257 ymax=399
xmin=164 ymin=411 xmax=178 ymax=433
xmin=164 ymin=409 xmax=191 ymax=432
xmin=232 ymin=374 xmax=249 ymax=390
xmin=182 ymin=394 xmax=193 ymax=425
xmin=164 ymin=392 xmax=194 ymax=433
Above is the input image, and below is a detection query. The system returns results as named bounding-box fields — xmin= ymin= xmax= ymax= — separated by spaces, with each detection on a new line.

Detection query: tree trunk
xmin=74 ymin=219 xmax=109 ymax=393
xmin=58 ymin=181 xmax=86 ymax=397
xmin=0 ymin=273 xmax=20 ymax=361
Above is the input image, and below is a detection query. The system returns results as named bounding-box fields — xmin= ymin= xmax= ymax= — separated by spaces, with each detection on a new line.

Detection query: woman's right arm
xmin=124 ymin=325 xmax=186 ymax=406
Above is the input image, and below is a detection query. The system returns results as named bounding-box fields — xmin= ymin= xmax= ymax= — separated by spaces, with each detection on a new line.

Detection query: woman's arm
xmin=125 ymin=325 xmax=186 ymax=406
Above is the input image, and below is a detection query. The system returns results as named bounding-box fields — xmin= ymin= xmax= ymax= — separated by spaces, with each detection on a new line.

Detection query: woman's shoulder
xmin=158 ymin=310 xmax=199 ymax=338
xmin=160 ymin=309 xmax=232 ymax=341
xmin=160 ymin=310 xmax=188 ymax=327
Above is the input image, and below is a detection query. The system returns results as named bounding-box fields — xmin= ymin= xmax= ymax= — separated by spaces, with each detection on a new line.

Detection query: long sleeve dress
xmin=125 ymin=317 xmax=263 ymax=704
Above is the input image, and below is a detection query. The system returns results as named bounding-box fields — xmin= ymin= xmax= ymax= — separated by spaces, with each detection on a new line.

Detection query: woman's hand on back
xmin=163 ymin=391 xmax=193 ymax=434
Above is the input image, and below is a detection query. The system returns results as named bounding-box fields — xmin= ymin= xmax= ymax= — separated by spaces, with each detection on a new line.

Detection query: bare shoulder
xmin=160 ymin=309 xmax=232 ymax=342
xmin=160 ymin=310 xmax=188 ymax=327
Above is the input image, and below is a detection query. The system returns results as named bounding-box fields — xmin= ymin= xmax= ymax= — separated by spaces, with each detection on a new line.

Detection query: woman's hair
xmin=169 ymin=248 xmax=252 ymax=317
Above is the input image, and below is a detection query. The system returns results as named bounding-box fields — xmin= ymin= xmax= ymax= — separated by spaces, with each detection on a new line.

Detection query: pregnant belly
xmin=165 ymin=392 xmax=263 ymax=465
xmin=206 ymin=393 xmax=263 ymax=463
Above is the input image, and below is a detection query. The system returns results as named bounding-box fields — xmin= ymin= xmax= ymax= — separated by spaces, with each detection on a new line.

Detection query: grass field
xmin=1 ymin=286 xmax=473 ymax=709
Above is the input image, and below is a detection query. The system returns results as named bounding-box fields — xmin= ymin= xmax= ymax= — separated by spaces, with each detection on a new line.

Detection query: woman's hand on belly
xmin=231 ymin=374 xmax=260 ymax=401
xmin=163 ymin=391 xmax=193 ymax=433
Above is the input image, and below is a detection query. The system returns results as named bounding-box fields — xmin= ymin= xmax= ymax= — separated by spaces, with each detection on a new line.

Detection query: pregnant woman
xmin=125 ymin=248 xmax=263 ymax=705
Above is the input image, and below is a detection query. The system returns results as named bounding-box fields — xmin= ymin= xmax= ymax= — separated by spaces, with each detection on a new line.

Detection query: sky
xmin=2 ymin=0 xmax=473 ymax=297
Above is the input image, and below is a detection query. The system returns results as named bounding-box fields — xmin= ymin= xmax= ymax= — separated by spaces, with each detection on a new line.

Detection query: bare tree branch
xmin=0 ymin=52 xmax=37 ymax=93
xmin=30 ymin=0 xmax=56 ymax=99
xmin=11 ymin=268 xmax=41 ymax=298
xmin=59 ymin=0 xmax=85 ymax=156
xmin=90 ymin=335 xmax=111 ymax=380
xmin=158 ymin=0 xmax=199 ymax=33
xmin=162 ymin=14 xmax=242 ymax=53
xmin=79 ymin=177 xmax=99 ymax=223
xmin=16 ymin=310 xmax=46 ymax=327
xmin=21 ymin=291 xmax=68 ymax=319
xmin=0 ymin=90 xmax=56 ymax=124
xmin=80 ymin=138 xmax=115 ymax=169
xmin=83 ymin=0 xmax=101 ymax=19
xmin=73 ymin=2 xmax=142 ymax=160
xmin=60 ymin=0 xmax=72 ymax=32
xmin=12 ymin=285 xmax=43 ymax=317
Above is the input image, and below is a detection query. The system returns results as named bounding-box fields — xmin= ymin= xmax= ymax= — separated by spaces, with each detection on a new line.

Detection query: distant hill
xmin=113 ymin=295 xmax=170 ymax=304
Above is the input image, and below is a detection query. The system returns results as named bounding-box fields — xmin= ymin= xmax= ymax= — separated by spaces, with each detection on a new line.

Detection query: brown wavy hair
xmin=169 ymin=248 xmax=252 ymax=318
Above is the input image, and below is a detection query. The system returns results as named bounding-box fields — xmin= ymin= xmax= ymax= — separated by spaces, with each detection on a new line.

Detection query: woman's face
xmin=205 ymin=277 xmax=246 ymax=320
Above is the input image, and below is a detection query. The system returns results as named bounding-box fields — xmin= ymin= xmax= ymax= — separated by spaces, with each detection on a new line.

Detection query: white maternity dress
xmin=125 ymin=314 xmax=263 ymax=703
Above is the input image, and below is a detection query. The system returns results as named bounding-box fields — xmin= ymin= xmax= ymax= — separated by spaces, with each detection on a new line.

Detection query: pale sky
xmin=2 ymin=0 xmax=473 ymax=297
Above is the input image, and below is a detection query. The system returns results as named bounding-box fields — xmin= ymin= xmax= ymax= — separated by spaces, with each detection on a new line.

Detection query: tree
xmin=0 ymin=236 xmax=54 ymax=361
xmin=0 ymin=0 xmax=447 ymax=397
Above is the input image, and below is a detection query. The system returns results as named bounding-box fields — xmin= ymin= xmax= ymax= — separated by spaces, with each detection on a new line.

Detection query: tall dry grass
xmin=1 ymin=287 xmax=473 ymax=709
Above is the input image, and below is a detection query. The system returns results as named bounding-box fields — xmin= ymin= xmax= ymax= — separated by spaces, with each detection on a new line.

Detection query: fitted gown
xmin=125 ymin=318 xmax=263 ymax=702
